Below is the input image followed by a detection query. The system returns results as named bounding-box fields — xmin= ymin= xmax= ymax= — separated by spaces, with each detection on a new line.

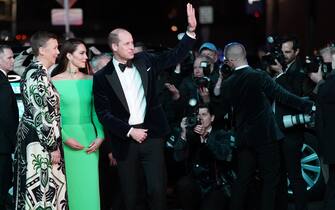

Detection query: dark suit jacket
xmin=274 ymin=60 xmax=314 ymax=130
xmin=93 ymin=34 xmax=196 ymax=160
xmin=173 ymin=129 xmax=233 ymax=163
xmin=316 ymin=73 xmax=335 ymax=164
xmin=220 ymin=67 xmax=313 ymax=147
xmin=0 ymin=71 xmax=19 ymax=154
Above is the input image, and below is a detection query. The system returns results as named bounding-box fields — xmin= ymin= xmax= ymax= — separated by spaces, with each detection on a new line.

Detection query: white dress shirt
xmin=113 ymin=58 xmax=146 ymax=126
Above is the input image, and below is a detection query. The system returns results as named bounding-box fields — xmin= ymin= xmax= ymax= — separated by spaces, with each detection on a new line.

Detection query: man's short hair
xmin=197 ymin=103 xmax=214 ymax=115
xmin=30 ymin=31 xmax=58 ymax=56
xmin=281 ymin=35 xmax=300 ymax=51
xmin=0 ymin=44 xmax=11 ymax=54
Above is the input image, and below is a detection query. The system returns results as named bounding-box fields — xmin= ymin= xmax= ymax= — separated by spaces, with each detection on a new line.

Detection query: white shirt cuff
xmin=185 ymin=31 xmax=196 ymax=39
xmin=127 ymin=127 xmax=134 ymax=138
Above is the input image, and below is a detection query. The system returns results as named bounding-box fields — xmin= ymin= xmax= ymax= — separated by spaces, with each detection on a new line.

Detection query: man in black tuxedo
xmin=0 ymin=45 xmax=19 ymax=210
xmin=219 ymin=42 xmax=314 ymax=210
xmin=93 ymin=3 xmax=197 ymax=210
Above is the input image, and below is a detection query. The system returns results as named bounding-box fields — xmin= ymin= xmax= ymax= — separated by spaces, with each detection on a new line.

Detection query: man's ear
xmin=211 ymin=115 xmax=215 ymax=123
xmin=295 ymin=48 xmax=300 ymax=56
xmin=111 ymin=43 xmax=118 ymax=52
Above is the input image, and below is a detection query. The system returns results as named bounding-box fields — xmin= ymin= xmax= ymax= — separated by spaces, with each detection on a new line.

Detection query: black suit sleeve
xmin=0 ymin=81 xmax=18 ymax=143
xmin=147 ymin=35 xmax=196 ymax=74
xmin=93 ymin=74 xmax=131 ymax=139
xmin=260 ymin=71 xmax=313 ymax=113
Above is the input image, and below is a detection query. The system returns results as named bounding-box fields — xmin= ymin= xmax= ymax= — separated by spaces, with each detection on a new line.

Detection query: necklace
xmin=67 ymin=68 xmax=79 ymax=75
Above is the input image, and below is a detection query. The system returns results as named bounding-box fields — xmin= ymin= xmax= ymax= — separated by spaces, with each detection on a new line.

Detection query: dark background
xmin=1 ymin=0 xmax=334 ymax=56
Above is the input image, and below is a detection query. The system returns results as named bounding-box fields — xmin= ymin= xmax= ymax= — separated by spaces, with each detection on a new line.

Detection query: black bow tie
xmin=118 ymin=61 xmax=133 ymax=72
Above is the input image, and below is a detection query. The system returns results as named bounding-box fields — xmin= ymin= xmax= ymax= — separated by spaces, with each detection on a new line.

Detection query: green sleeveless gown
xmin=53 ymin=79 xmax=104 ymax=210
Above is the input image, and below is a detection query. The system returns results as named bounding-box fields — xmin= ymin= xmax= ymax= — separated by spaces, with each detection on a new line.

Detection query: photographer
xmin=173 ymin=104 xmax=234 ymax=210
xmin=198 ymin=42 xmax=221 ymax=83
xmin=167 ymin=55 xmax=215 ymax=114
xmin=266 ymin=35 xmax=316 ymax=210
xmin=307 ymin=44 xmax=334 ymax=100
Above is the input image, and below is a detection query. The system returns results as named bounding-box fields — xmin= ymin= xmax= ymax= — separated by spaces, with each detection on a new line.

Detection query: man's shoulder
xmin=94 ymin=60 xmax=114 ymax=77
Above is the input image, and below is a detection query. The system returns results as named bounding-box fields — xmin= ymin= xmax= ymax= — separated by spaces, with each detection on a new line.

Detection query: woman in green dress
xmin=14 ymin=31 xmax=68 ymax=210
xmin=51 ymin=38 xmax=104 ymax=210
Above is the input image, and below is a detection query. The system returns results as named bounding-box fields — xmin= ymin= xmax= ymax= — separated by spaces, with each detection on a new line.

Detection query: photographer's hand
xmin=194 ymin=124 xmax=206 ymax=136
xmin=199 ymin=87 xmax=210 ymax=103
xmin=165 ymin=83 xmax=180 ymax=100
xmin=180 ymin=117 xmax=187 ymax=140
xmin=308 ymin=65 xmax=323 ymax=84
xmin=270 ymin=59 xmax=284 ymax=76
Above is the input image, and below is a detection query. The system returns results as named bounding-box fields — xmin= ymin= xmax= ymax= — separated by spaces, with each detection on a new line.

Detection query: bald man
xmin=219 ymin=42 xmax=314 ymax=210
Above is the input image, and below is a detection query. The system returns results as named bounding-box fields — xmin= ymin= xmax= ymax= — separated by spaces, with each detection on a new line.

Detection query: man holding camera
xmin=219 ymin=42 xmax=314 ymax=210
xmin=167 ymin=55 xmax=214 ymax=113
xmin=173 ymin=104 xmax=233 ymax=210
xmin=269 ymin=35 xmax=315 ymax=210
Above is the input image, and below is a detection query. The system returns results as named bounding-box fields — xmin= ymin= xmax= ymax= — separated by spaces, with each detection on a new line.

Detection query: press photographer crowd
xmin=1 ymin=4 xmax=335 ymax=210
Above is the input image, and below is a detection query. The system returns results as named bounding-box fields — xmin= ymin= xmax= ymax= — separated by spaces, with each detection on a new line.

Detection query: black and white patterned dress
xmin=14 ymin=61 xmax=68 ymax=210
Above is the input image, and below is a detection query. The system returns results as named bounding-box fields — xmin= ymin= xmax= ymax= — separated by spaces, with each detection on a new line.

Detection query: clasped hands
xmin=65 ymin=138 xmax=103 ymax=154
xmin=130 ymin=128 xmax=148 ymax=143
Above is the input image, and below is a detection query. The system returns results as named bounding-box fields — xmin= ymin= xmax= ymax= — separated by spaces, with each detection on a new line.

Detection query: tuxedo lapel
xmin=133 ymin=61 xmax=148 ymax=96
xmin=105 ymin=67 xmax=130 ymax=113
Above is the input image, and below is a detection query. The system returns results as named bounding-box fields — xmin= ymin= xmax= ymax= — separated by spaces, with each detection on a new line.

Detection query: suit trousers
xmin=0 ymin=154 xmax=12 ymax=209
xmin=117 ymin=137 xmax=167 ymax=210
xmin=276 ymin=132 xmax=308 ymax=210
xmin=230 ymin=141 xmax=281 ymax=210
xmin=175 ymin=175 xmax=228 ymax=210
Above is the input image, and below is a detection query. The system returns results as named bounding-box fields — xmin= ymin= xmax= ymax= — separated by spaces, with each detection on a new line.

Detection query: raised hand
xmin=186 ymin=3 xmax=197 ymax=33
xmin=165 ymin=83 xmax=180 ymax=100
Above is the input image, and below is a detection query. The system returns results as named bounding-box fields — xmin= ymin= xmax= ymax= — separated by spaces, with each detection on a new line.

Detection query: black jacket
xmin=0 ymin=71 xmax=19 ymax=154
xmin=316 ymin=73 xmax=335 ymax=164
xmin=220 ymin=67 xmax=313 ymax=147
xmin=93 ymin=34 xmax=196 ymax=160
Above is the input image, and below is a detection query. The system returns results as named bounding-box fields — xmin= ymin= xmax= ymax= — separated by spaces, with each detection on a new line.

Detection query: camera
xmin=304 ymin=55 xmax=332 ymax=75
xmin=200 ymin=60 xmax=212 ymax=77
xmin=166 ymin=126 xmax=182 ymax=148
xmin=194 ymin=76 xmax=210 ymax=89
xmin=282 ymin=113 xmax=315 ymax=128
xmin=261 ymin=36 xmax=286 ymax=67
xmin=218 ymin=61 xmax=233 ymax=78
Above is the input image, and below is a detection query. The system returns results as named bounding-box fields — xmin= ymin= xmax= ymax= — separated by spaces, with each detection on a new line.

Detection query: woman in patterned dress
xmin=14 ymin=31 xmax=68 ymax=210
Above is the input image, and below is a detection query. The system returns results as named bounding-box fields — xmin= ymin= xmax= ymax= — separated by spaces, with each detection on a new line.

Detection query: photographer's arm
xmin=308 ymin=65 xmax=325 ymax=95
xmin=213 ymin=72 xmax=223 ymax=96
xmin=269 ymin=59 xmax=284 ymax=78
xmin=198 ymin=87 xmax=210 ymax=103
xmin=172 ymin=117 xmax=188 ymax=162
